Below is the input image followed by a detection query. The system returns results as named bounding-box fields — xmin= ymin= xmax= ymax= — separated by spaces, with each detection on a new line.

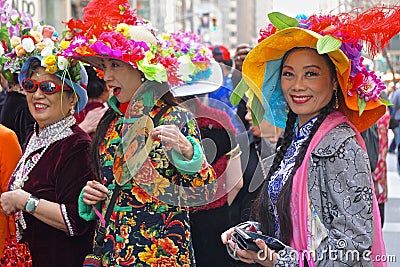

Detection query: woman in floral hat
xmin=63 ymin=0 xmax=215 ymax=266
xmin=0 ymin=2 xmax=39 ymax=148
xmin=221 ymin=9 xmax=397 ymax=266
xmin=0 ymin=50 xmax=96 ymax=266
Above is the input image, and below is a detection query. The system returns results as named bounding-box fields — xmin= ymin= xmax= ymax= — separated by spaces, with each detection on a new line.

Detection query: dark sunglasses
xmin=21 ymin=78 xmax=71 ymax=95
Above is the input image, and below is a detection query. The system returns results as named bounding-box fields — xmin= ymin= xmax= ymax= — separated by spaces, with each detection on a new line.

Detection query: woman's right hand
xmin=82 ymin=180 xmax=108 ymax=205
xmin=221 ymin=227 xmax=278 ymax=267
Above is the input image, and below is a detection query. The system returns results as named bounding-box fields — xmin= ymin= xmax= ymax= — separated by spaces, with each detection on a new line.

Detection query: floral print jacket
xmin=90 ymin=95 xmax=215 ymax=267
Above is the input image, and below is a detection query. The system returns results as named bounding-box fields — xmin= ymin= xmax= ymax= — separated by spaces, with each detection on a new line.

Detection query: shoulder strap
xmin=93 ymin=184 xmax=121 ymax=255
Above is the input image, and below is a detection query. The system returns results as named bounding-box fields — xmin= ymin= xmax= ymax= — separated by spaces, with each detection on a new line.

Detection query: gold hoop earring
xmin=334 ymin=90 xmax=339 ymax=109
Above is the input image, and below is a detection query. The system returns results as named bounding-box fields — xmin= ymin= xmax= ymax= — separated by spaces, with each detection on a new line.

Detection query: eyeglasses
xmin=21 ymin=78 xmax=71 ymax=95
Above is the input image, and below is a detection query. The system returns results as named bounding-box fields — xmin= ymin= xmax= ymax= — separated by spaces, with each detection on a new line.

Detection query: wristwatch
xmin=24 ymin=195 xmax=40 ymax=214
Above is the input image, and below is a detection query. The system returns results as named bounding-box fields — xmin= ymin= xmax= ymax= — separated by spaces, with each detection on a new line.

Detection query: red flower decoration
xmin=347 ymin=72 xmax=364 ymax=96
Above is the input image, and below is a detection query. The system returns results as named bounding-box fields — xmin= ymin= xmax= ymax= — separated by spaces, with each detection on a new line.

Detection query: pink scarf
xmin=290 ymin=111 xmax=386 ymax=266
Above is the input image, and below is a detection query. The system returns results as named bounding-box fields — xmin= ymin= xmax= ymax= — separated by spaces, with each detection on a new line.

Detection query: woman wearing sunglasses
xmin=0 ymin=54 xmax=97 ymax=267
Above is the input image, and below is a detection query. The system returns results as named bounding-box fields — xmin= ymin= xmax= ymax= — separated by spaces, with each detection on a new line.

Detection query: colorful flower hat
xmin=0 ymin=0 xmax=88 ymax=113
xmin=159 ymin=31 xmax=223 ymax=97
xmin=235 ymin=8 xmax=400 ymax=132
xmin=61 ymin=0 xmax=185 ymax=87
xmin=18 ymin=55 xmax=88 ymax=113
xmin=0 ymin=0 xmax=35 ymax=82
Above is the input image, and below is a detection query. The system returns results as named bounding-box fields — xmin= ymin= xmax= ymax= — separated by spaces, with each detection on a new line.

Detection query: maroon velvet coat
xmin=20 ymin=125 xmax=96 ymax=267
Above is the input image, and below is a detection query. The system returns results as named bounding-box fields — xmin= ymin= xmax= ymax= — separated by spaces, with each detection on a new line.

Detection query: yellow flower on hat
xmin=116 ymin=23 xmax=130 ymax=38
xmin=43 ymin=55 xmax=57 ymax=67
xmin=60 ymin=40 xmax=70 ymax=50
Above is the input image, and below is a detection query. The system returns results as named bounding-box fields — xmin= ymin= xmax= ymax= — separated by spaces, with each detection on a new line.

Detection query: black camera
xmin=233 ymin=221 xmax=285 ymax=252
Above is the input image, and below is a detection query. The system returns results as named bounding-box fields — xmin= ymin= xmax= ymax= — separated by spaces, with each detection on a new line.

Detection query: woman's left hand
xmin=0 ymin=189 xmax=30 ymax=215
xmin=150 ymin=125 xmax=194 ymax=160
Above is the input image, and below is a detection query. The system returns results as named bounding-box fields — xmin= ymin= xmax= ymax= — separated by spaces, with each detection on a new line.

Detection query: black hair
xmin=251 ymin=47 xmax=338 ymax=244
xmin=84 ymin=66 xmax=106 ymax=99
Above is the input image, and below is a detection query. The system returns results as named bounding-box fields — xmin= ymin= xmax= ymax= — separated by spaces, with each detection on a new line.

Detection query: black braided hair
xmin=251 ymin=47 xmax=339 ymax=244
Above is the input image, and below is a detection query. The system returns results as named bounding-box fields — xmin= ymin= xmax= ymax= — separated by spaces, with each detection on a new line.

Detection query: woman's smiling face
xmin=280 ymin=48 xmax=337 ymax=126
xmin=26 ymin=67 xmax=76 ymax=130
xmin=101 ymin=59 xmax=143 ymax=104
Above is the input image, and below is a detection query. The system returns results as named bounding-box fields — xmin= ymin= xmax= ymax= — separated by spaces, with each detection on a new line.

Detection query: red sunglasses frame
xmin=21 ymin=78 xmax=72 ymax=95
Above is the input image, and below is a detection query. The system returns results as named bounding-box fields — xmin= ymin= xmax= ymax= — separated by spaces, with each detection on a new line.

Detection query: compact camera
xmin=229 ymin=221 xmax=285 ymax=254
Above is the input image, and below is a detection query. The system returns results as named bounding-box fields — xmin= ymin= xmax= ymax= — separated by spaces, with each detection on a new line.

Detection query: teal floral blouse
xmin=86 ymin=92 xmax=215 ymax=267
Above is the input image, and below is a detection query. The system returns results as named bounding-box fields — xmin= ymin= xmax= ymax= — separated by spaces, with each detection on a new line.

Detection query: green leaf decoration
xmin=268 ymin=12 xmax=299 ymax=30
xmin=316 ymin=35 xmax=342 ymax=54
xmin=250 ymin=95 xmax=265 ymax=127
xmin=380 ymin=98 xmax=392 ymax=107
xmin=230 ymin=78 xmax=249 ymax=106
xmin=358 ymin=97 xmax=367 ymax=116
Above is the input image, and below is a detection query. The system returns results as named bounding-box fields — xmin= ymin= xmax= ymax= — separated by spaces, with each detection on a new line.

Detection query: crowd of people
xmin=0 ymin=0 xmax=398 ymax=266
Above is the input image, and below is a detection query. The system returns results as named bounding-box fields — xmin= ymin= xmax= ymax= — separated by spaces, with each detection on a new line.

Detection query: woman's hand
xmin=150 ymin=125 xmax=194 ymax=160
xmin=79 ymin=106 xmax=108 ymax=135
xmin=82 ymin=180 xmax=108 ymax=205
xmin=0 ymin=189 xmax=30 ymax=215
xmin=221 ymin=228 xmax=279 ymax=266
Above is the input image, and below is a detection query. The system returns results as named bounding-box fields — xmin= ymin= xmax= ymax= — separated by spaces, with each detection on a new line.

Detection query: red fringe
xmin=307 ymin=6 xmax=400 ymax=57
xmin=65 ymin=0 xmax=139 ymax=38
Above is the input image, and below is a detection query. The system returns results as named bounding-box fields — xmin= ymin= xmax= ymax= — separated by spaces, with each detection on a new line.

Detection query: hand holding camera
xmin=225 ymin=221 xmax=285 ymax=261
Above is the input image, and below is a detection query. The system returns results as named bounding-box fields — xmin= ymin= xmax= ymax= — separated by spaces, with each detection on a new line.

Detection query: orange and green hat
xmin=234 ymin=8 xmax=400 ymax=132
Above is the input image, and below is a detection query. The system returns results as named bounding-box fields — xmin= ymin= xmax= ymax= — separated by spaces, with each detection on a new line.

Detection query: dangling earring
xmin=70 ymin=107 xmax=75 ymax=115
xmin=334 ymin=90 xmax=339 ymax=109
xmin=141 ymin=77 xmax=145 ymax=82
xmin=285 ymin=104 xmax=290 ymax=113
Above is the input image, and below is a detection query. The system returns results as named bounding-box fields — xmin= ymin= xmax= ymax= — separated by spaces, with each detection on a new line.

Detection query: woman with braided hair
xmin=221 ymin=9 xmax=396 ymax=266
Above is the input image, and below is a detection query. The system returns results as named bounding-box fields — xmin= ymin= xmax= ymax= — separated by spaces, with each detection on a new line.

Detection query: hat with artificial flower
xmin=159 ymin=31 xmax=223 ymax=97
xmin=0 ymin=0 xmax=56 ymax=83
xmin=234 ymin=8 xmax=400 ymax=132
xmin=18 ymin=54 xmax=88 ymax=113
xmin=61 ymin=0 xmax=183 ymax=87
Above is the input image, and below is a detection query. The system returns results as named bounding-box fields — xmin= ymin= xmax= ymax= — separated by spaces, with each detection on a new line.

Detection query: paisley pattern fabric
xmin=98 ymin=96 xmax=215 ymax=267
